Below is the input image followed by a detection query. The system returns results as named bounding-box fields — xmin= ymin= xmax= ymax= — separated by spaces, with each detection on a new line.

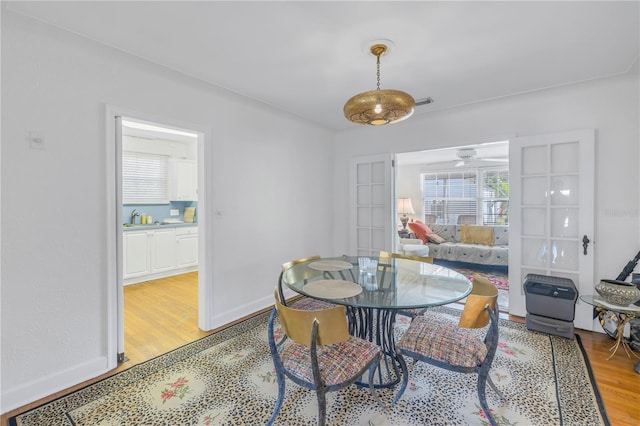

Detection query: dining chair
xmin=378 ymin=251 xmax=434 ymax=319
xmin=394 ymin=274 xmax=504 ymax=426
xmin=457 ymin=214 xmax=477 ymax=224
xmin=267 ymin=289 xmax=382 ymax=425
xmin=278 ymin=255 xmax=336 ymax=310
xmin=423 ymin=213 xmax=437 ymax=224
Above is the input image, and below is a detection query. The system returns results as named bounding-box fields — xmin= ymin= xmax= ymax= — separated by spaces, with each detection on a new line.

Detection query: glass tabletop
xmin=283 ymin=256 xmax=472 ymax=309
xmin=580 ymin=295 xmax=640 ymax=316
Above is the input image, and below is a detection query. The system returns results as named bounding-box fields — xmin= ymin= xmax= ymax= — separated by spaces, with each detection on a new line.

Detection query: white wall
xmin=334 ymin=72 xmax=640 ymax=286
xmin=396 ymin=164 xmax=424 ymax=222
xmin=0 ymin=11 xmax=334 ymax=412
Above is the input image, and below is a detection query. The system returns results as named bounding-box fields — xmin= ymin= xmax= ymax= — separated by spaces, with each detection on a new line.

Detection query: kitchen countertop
xmin=122 ymin=222 xmax=197 ymax=231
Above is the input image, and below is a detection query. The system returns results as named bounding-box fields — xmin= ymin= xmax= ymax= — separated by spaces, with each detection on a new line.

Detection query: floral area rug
xmin=434 ymin=259 xmax=510 ymax=311
xmin=433 ymin=259 xmax=509 ymax=291
xmin=10 ymin=308 xmax=608 ymax=426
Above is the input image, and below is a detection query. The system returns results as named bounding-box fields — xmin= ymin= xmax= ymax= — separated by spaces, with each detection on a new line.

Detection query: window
xmin=122 ymin=151 xmax=169 ymax=204
xmin=481 ymin=169 xmax=509 ymax=225
xmin=422 ymin=168 xmax=509 ymax=225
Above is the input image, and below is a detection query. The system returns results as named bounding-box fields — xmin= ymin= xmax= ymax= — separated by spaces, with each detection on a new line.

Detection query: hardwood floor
xmin=2 ymin=274 xmax=639 ymax=425
xmin=507 ymin=314 xmax=640 ymax=425
xmin=123 ymin=272 xmax=212 ymax=365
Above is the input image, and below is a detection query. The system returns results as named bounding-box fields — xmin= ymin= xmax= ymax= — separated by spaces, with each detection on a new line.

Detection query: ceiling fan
xmin=454 ymin=148 xmax=508 ymax=167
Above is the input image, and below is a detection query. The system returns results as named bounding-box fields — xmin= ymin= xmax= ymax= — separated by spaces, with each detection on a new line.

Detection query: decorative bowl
xmin=595 ymin=279 xmax=640 ymax=306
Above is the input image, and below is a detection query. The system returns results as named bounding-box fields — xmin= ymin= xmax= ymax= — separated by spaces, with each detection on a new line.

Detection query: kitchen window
xmin=122 ymin=151 xmax=169 ymax=204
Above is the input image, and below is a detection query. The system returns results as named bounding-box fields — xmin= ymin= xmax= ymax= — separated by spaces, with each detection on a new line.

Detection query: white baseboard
xmin=1 ymin=356 xmax=109 ymax=414
xmin=207 ymin=294 xmax=274 ymax=331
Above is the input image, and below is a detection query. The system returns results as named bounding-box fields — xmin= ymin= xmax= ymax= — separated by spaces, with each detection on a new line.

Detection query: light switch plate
xmin=170 ymin=209 xmax=179 ymax=216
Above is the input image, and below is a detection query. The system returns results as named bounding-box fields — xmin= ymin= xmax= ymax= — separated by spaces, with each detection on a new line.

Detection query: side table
xmin=580 ymin=295 xmax=640 ymax=374
xmin=397 ymin=229 xmax=412 ymax=239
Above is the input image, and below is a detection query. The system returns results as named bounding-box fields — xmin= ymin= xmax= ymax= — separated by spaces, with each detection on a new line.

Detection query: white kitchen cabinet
xmin=123 ymin=230 xmax=151 ymax=278
xmin=123 ymin=226 xmax=198 ymax=285
xmin=169 ymin=159 xmax=197 ymax=201
xmin=150 ymin=228 xmax=176 ymax=272
xmin=176 ymin=226 xmax=198 ymax=268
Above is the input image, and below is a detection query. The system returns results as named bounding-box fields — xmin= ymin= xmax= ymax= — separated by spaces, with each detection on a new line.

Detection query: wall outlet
xmin=170 ymin=209 xmax=179 ymax=216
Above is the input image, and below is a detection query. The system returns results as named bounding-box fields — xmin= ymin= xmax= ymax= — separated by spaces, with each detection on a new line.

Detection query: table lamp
xmin=397 ymin=198 xmax=415 ymax=230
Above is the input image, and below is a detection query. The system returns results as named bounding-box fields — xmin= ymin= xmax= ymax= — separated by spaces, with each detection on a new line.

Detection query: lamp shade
xmin=397 ymin=198 xmax=415 ymax=215
xmin=344 ymin=42 xmax=415 ymax=126
xmin=344 ymin=89 xmax=415 ymax=126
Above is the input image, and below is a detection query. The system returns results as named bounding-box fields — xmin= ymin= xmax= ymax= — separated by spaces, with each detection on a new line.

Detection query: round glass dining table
xmin=282 ymin=255 xmax=472 ymax=388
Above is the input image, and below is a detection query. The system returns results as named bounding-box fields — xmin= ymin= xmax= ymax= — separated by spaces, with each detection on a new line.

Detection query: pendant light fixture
xmin=343 ymin=42 xmax=415 ymax=126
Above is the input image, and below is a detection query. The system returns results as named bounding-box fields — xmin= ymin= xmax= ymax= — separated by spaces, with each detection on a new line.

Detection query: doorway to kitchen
xmin=107 ymin=109 xmax=211 ymax=368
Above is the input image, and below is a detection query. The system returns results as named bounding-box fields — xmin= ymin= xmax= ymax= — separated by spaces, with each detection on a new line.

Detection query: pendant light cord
xmin=376 ymin=54 xmax=381 ymax=91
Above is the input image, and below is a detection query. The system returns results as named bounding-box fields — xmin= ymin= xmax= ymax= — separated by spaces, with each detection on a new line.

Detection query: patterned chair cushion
xmin=290 ymin=297 xmax=335 ymax=311
xmin=281 ymin=336 xmax=380 ymax=386
xmin=397 ymin=314 xmax=487 ymax=368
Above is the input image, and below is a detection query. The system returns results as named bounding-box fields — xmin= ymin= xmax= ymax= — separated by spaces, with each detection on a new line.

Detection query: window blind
xmin=122 ymin=151 xmax=169 ymax=204
xmin=422 ymin=168 xmax=509 ymax=225
xmin=422 ymin=171 xmax=478 ymax=225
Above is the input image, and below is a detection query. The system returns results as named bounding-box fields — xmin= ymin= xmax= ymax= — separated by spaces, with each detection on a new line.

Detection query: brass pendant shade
xmin=344 ymin=43 xmax=415 ymax=126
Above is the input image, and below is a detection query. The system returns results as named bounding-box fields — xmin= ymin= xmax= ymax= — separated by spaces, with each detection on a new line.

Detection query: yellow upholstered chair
xmin=267 ymin=289 xmax=382 ymax=425
xmin=394 ymin=274 xmax=504 ymax=426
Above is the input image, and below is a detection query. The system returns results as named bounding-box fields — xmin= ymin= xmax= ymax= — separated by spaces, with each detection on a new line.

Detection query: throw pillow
xmin=408 ymin=221 xmax=432 ymax=243
xmin=460 ymin=225 xmax=495 ymax=246
xmin=427 ymin=233 xmax=445 ymax=244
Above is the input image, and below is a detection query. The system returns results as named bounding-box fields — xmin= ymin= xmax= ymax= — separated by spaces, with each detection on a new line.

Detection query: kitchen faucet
xmin=130 ymin=209 xmax=140 ymax=225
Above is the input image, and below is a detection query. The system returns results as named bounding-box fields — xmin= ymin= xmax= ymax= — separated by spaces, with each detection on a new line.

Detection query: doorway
xmin=119 ymin=117 xmax=201 ymax=363
xmin=106 ymin=108 xmax=211 ymax=369
xmin=395 ymin=141 xmax=510 ymax=310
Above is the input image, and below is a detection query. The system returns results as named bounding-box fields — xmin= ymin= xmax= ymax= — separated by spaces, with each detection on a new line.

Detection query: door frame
xmin=105 ymin=105 xmax=213 ymax=369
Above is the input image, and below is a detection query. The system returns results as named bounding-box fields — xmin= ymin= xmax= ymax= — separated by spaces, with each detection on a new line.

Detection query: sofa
xmin=407 ymin=221 xmax=508 ymax=267
xmin=398 ymin=238 xmax=431 ymax=257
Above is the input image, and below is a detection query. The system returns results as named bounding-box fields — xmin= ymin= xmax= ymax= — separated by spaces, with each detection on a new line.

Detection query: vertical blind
xmin=122 ymin=151 xmax=169 ymax=204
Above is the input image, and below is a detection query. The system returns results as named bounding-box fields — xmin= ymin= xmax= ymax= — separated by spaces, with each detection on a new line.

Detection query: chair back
xmin=424 ymin=214 xmax=437 ymax=224
xmin=282 ymin=255 xmax=321 ymax=273
xmin=379 ymin=251 xmax=434 ymax=264
xmin=274 ymin=292 xmax=350 ymax=346
xmin=277 ymin=255 xmax=321 ymax=304
xmin=457 ymin=214 xmax=477 ymax=225
xmin=458 ymin=274 xmax=498 ymax=328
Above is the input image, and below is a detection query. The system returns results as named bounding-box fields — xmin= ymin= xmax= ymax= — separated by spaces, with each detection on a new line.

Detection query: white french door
xmin=349 ymin=154 xmax=396 ymax=256
xmin=509 ymin=129 xmax=595 ymax=330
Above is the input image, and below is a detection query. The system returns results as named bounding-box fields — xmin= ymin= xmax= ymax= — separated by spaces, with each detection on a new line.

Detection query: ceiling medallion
xmin=344 ymin=42 xmax=415 ymax=126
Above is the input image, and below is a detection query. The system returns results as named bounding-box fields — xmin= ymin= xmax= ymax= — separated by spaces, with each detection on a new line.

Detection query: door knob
xmin=582 ymin=235 xmax=590 ymax=255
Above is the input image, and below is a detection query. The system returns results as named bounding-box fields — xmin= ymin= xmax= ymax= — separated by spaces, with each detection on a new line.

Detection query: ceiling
xmin=396 ymin=140 xmax=509 ymax=166
xmin=6 ymin=1 xmax=639 ymax=131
